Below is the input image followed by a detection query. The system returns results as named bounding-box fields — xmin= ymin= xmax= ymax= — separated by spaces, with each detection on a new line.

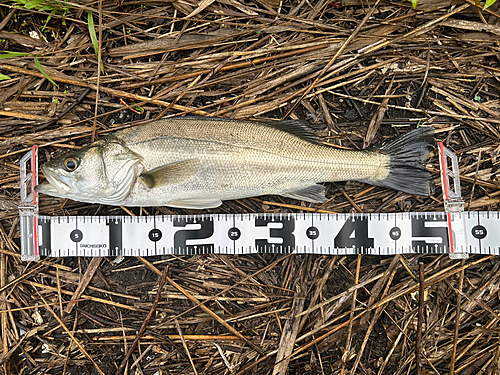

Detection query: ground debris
xmin=1 ymin=0 xmax=500 ymax=374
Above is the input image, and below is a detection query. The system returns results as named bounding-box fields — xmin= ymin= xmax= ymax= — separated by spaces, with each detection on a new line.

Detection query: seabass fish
xmin=35 ymin=117 xmax=435 ymax=209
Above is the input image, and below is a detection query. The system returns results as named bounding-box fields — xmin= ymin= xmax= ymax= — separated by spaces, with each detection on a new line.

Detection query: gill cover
xmin=36 ymin=138 xmax=141 ymax=205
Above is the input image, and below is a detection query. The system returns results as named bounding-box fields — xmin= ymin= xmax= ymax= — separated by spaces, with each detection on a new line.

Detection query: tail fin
xmin=372 ymin=127 xmax=435 ymax=196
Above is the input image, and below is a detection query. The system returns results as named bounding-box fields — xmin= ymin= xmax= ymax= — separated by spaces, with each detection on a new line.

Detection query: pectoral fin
xmin=282 ymin=185 xmax=327 ymax=203
xmin=139 ymin=159 xmax=200 ymax=188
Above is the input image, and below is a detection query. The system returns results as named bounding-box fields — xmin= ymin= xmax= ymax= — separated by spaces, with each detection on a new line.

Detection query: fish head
xmin=35 ymin=138 xmax=141 ymax=205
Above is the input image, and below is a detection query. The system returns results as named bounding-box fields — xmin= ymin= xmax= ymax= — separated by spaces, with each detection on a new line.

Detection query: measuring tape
xmin=19 ymin=143 xmax=493 ymax=261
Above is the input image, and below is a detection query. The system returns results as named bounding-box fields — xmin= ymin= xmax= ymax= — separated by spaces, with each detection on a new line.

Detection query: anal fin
xmin=166 ymin=199 xmax=223 ymax=209
xmin=281 ymin=184 xmax=327 ymax=203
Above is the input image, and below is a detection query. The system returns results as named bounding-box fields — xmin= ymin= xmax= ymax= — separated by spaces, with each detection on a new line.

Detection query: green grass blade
xmin=88 ymin=11 xmax=99 ymax=58
xmin=484 ymin=0 xmax=497 ymax=9
xmin=0 ymin=51 xmax=30 ymax=59
xmin=88 ymin=11 xmax=103 ymax=73
xmin=34 ymin=56 xmax=59 ymax=88
xmin=0 ymin=73 xmax=11 ymax=80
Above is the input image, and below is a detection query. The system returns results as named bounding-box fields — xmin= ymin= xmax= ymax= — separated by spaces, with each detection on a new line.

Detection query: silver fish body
xmin=35 ymin=117 xmax=434 ymax=208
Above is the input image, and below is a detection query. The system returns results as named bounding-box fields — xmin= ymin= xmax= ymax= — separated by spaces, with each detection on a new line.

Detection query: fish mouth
xmin=35 ymin=166 xmax=72 ymax=196
xmin=34 ymin=181 xmax=62 ymax=195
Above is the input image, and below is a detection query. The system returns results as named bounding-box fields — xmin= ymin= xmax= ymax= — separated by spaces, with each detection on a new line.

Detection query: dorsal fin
xmin=260 ymin=120 xmax=321 ymax=144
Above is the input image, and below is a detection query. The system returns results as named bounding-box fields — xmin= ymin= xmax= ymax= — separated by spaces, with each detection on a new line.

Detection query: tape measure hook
xmin=19 ymin=145 xmax=40 ymax=262
xmin=438 ymin=142 xmax=464 ymax=212
xmin=438 ymin=142 xmax=468 ymax=259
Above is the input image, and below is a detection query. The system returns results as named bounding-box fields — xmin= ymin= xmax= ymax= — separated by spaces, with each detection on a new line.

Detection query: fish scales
xmin=115 ymin=118 xmax=386 ymax=204
xmin=35 ymin=117 xmax=435 ymax=208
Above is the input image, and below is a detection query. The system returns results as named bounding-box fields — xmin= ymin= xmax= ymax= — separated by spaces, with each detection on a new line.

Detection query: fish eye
xmin=63 ymin=156 xmax=80 ymax=172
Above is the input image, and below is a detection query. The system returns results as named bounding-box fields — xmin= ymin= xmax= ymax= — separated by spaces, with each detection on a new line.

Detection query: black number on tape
xmin=411 ymin=215 xmax=448 ymax=253
xmin=472 ymin=225 xmax=487 ymax=240
xmin=334 ymin=218 xmax=374 ymax=252
xmin=173 ymin=218 xmax=214 ymax=254
xmin=149 ymin=229 xmax=162 ymax=242
xmin=228 ymin=227 xmax=241 ymax=241
xmin=39 ymin=218 xmax=51 ymax=256
xmin=255 ymin=216 xmax=295 ymax=253
xmin=70 ymin=229 xmax=83 ymax=243
xmin=107 ymin=219 xmax=123 ymax=257
xmin=307 ymin=226 xmax=319 ymax=240
xmin=390 ymin=227 xmax=401 ymax=241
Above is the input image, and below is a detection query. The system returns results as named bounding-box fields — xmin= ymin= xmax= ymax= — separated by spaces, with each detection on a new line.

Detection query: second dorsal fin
xmin=260 ymin=119 xmax=320 ymax=144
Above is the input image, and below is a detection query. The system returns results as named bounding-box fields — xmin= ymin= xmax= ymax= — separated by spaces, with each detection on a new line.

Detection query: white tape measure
xmin=19 ymin=143 xmax=491 ymax=261
xmin=30 ymin=211 xmax=497 ymax=258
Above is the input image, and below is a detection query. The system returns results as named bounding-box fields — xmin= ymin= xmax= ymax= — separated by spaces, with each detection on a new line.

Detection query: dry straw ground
xmin=1 ymin=0 xmax=500 ymax=374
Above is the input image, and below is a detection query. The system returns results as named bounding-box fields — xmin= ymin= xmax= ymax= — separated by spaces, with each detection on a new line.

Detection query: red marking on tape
xmin=438 ymin=142 xmax=449 ymax=201
xmin=439 ymin=142 xmax=455 ymax=253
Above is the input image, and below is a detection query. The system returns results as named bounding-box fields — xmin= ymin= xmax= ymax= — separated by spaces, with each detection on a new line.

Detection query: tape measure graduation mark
xmin=33 ymin=212 xmax=498 ymax=258
xmin=19 ymin=143 xmax=493 ymax=261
